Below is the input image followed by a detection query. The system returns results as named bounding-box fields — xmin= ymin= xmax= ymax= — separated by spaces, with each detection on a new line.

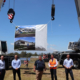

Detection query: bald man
xmin=63 ymin=54 xmax=74 ymax=80
xmin=0 ymin=56 xmax=5 ymax=80
xmin=11 ymin=55 xmax=21 ymax=80
xmin=34 ymin=56 xmax=46 ymax=80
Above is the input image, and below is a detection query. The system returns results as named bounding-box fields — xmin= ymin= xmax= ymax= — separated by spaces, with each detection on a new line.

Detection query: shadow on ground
xmin=23 ymin=70 xmax=50 ymax=75
xmin=20 ymin=68 xmax=33 ymax=70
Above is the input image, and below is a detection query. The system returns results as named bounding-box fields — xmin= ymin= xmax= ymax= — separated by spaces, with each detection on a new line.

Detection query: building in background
xmin=15 ymin=40 xmax=35 ymax=46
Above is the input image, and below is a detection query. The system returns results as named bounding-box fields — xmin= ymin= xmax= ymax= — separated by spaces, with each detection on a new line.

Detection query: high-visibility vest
xmin=49 ymin=58 xmax=57 ymax=69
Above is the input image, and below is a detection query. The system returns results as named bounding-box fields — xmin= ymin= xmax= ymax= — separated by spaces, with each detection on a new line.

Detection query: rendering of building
xmin=15 ymin=40 xmax=35 ymax=46
xmin=15 ymin=28 xmax=35 ymax=34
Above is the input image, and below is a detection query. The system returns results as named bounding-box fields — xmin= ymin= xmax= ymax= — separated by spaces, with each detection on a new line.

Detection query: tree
xmin=20 ymin=51 xmax=26 ymax=57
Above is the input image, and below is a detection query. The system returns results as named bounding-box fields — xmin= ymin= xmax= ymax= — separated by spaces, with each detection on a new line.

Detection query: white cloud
xmin=48 ymin=47 xmax=57 ymax=51
xmin=59 ymin=24 xmax=61 ymax=26
xmin=51 ymin=47 xmax=57 ymax=51
xmin=50 ymin=44 xmax=56 ymax=47
xmin=11 ymin=43 xmax=14 ymax=45
xmin=50 ymin=47 xmax=53 ymax=50
xmin=47 ymin=43 xmax=56 ymax=47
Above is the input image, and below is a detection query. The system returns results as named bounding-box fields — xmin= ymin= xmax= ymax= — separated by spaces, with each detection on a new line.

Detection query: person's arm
xmin=43 ymin=61 xmax=46 ymax=71
xmin=17 ymin=60 xmax=21 ymax=69
xmin=63 ymin=60 xmax=68 ymax=69
xmin=48 ymin=63 xmax=50 ymax=67
xmin=69 ymin=60 xmax=74 ymax=69
xmin=64 ymin=65 xmax=68 ymax=69
xmin=0 ymin=70 xmax=1 ymax=75
xmin=11 ymin=60 xmax=16 ymax=69
xmin=34 ymin=66 xmax=36 ymax=72
xmin=44 ymin=65 xmax=46 ymax=71
xmin=54 ymin=59 xmax=58 ymax=67
xmin=4 ymin=61 xmax=5 ymax=69
xmin=69 ymin=65 xmax=73 ymax=69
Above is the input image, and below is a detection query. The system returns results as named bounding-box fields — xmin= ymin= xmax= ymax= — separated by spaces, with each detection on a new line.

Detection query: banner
xmin=14 ymin=24 xmax=47 ymax=51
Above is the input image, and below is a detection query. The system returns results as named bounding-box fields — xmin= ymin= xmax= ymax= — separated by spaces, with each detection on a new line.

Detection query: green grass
xmin=4 ymin=58 xmax=80 ymax=80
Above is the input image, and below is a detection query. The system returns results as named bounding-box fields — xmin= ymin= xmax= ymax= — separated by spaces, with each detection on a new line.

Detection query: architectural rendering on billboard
xmin=14 ymin=24 xmax=47 ymax=51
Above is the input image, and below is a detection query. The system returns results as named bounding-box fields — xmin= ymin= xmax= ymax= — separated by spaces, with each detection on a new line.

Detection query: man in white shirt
xmin=0 ymin=56 xmax=5 ymax=80
xmin=63 ymin=54 xmax=74 ymax=80
xmin=11 ymin=55 xmax=21 ymax=80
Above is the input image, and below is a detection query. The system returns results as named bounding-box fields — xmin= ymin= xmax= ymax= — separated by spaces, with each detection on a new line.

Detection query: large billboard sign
xmin=14 ymin=24 xmax=47 ymax=51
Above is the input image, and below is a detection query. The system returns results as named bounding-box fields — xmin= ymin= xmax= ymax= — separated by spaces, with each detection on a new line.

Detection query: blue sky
xmin=15 ymin=37 xmax=35 ymax=42
xmin=0 ymin=0 xmax=80 ymax=54
xmin=16 ymin=25 xmax=36 ymax=29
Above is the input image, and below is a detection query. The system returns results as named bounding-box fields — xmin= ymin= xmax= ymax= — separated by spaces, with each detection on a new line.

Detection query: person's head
xmin=51 ymin=55 xmax=54 ymax=59
xmin=1 ymin=56 xmax=4 ymax=61
xmin=38 ymin=56 xmax=42 ymax=60
xmin=67 ymin=54 xmax=70 ymax=59
xmin=14 ymin=55 xmax=18 ymax=60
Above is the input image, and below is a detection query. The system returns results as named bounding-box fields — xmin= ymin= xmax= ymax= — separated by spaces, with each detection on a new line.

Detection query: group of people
xmin=34 ymin=55 xmax=74 ymax=80
xmin=0 ymin=55 xmax=21 ymax=80
xmin=0 ymin=54 xmax=74 ymax=80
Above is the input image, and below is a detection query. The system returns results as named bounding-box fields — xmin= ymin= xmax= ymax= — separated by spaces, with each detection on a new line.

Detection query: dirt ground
xmin=4 ymin=58 xmax=80 ymax=80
